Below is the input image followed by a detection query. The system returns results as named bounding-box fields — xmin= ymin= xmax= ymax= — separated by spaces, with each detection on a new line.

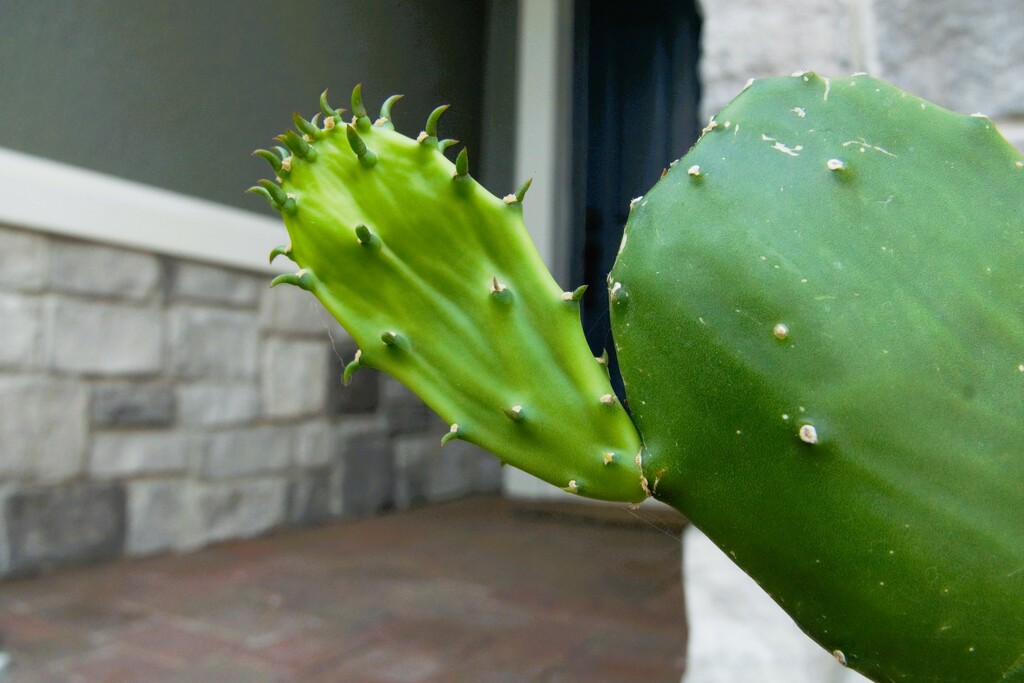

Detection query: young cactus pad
xmin=252 ymin=77 xmax=1024 ymax=683
xmin=611 ymin=73 xmax=1024 ymax=682
xmin=253 ymin=86 xmax=645 ymax=503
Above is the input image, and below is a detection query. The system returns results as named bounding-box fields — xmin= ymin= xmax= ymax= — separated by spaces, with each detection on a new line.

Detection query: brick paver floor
xmin=0 ymin=496 xmax=686 ymax=683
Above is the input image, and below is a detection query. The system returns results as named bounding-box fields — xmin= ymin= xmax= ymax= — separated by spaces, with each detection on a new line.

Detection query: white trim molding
xmin=0 ymin=146 xmax=289 ymax=275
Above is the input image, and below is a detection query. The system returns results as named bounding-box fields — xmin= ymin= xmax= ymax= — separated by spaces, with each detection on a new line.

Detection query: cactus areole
xmin=252 ymin=76 xmax=1024 ymax=683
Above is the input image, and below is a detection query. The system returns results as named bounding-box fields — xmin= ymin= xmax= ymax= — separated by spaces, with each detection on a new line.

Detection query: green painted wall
xmin=0 ymin=1 xmax=505 ymax=213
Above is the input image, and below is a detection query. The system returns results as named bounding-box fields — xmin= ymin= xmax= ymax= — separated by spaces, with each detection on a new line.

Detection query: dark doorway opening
xmin=572 ymin=1 xmax=702 ymax=396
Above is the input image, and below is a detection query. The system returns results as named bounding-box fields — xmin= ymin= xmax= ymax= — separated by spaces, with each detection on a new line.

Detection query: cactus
xmin=252 ymin=86 xmax=646 ymax=503
xmin=252 ymin=76 xmax=1024 ymax=683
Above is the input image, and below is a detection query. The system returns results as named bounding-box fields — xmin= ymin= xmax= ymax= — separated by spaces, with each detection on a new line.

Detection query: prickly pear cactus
xmin=251 ymin=76 xmax=1024 ymax=683
xmin=251 ymin=86 xmax=645 ymax=503
xmin=611 ymin=73 xmax=1024 ymax=682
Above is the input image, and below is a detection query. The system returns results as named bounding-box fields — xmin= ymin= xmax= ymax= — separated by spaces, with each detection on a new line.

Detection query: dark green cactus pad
xmin=255 ymin=88 xmax=645 ymax=503
xmin=611 ymin=73 xmax=1024 ymax=682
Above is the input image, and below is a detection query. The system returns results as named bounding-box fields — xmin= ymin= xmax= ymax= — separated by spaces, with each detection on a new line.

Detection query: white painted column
xmin=684 ymin=527 xmax=870 ymax=683
xmin=503 ymin=0 xmax=578 ymax=500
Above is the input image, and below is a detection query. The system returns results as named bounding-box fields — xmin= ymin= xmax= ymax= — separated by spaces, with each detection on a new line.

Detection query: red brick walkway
xmin=0 ymin=496 xmax=686 ymax=682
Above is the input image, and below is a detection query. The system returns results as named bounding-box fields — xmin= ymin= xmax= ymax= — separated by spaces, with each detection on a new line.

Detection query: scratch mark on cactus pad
xmin=761 ymin=134 xmax=802 ymax=157
xmin=843 ymin=138 xmax=897 ymax=157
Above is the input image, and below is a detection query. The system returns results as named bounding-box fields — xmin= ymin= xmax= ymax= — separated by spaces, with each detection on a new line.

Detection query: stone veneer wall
xmin=699 ymin=0 xmax=1024 ymax=150
xmin=0 ymin=225 xmax=501 ymax=577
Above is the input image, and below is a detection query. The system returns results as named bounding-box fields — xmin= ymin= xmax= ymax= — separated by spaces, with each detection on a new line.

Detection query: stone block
xmin=287 ymin=470 xmax=332 ymax=526
xmin=469 ymin=444 xmax=503 ymax=492
xmin=872 ymin=0 xmax=1024 ymax=119
xmin=126 ymin=479 xmax=185 ymax=556
xmin=169 ymin=261 xmax=262 ymax=308
xmin=48 ymin=239 xmax=161 ymax=301
xmin=390 ymin=436 xmax=498 ymax=507
xmin=699 ymin=0 xmax=855 ymax=117
xmin=0 ymin=227 xmax=47 ymax=292
xmin=181 ymin=478 xmax=287 ymax=548
xmin=296 ymin=420 xmax=335 ymax=468
xmin=423 ymin=439 xmax=480 ymax=502
xmin=335 ymin=419 xmax=394 ymax=517
xmin=261 ymin=337 xmax=330 ymax=419
xmin=90 ymin=431 xmax=194 ymax=478
xmin=91 ymin=381 xmax=176 ymax=428
xmin=176 ymin=382 xmax=259 ymax=426
xmin=3 ymin=482 xmax=126 ymax=575
xmin=199 ymin=425 xmax=294 ymax=479
xmin=0 ymin=377 xmax=88 ymax=481
xmin=260 ymin=281 xmax=348 ymax=337
xmin=379 ymin=376 xmax=444 ymax=435
xmin=0 ymin=293 xmax=42 ymax=368
xmin=395 ymin=436 xmax=492 ymax=504
xmin=168 ymin=305 xmax=259 ymax=379
xmin=326 ymin=343 xmax=379 ymax=415
xmin=392 ymin=434 xmax=435 ymax=510
xmin=46 ymin=297 xmax=163 ymax=375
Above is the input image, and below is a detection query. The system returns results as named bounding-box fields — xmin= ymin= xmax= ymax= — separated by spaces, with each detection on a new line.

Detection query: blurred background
xmin=0 ymin=1 xmax=1020 ymax=681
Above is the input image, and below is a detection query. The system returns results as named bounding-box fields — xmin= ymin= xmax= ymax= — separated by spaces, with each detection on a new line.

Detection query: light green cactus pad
xmin=252 ymin=87 xmax=645 ymax=503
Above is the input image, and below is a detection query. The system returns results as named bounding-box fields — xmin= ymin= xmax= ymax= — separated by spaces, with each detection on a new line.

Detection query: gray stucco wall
xmin=0 ymin=1 xmax=494 ymax=213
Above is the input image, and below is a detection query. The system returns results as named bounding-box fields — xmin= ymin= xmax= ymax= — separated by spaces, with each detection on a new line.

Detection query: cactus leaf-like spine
xmin=354 ymin=224 xmax=382 ymax=250
xmin=346 ymin=124 xmax=377 ymax=167
xmin=268 ymin=243 xmax=293 ymax=264
xmin=376 ymin=94 xmax=403 ymax=129
xmin=278 ymin=130 xmax=316 ymax=161
xmin=293 ymin=111 xmax=323 ymax=140
xmin=255 ymin=179 xmax=296 ymax=214
xmin=561 ymin=285 xmax=588 ymax=302
xmin=270 ymin=269 xmax=313 ymax=291
xmin=438 ymin=138 xmax=459 ymax=152
xmin=319 ymin=89 xmax=344 ymax=125
xmin=380 ymin=330 xmax=405 ymax=349
xmin=440 ymin=424 xmax=462 ymax=446
xmin=351 ymin=83 xmax=371 ymax=130
xmin=245 ymin=184 xmax=275 ymax=208
xmin=504 ymin=177 xmax=535 ymax=205
xmin=420 ymin=104 xmax=449 ymax=146
xmin=253 ymin=148 xmax=283 ymax=172
xmin=425 ymin=104 xmax=448 ymax=137
xmin=453 ymin=148 xmax=469 ymax=178
xmin=342 ymin=350 xmax=363 ymax=386
xmin=515 ymin=177 xmax=533 ymax=203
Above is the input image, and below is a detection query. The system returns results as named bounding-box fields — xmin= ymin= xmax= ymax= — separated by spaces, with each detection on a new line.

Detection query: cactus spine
xmin=252 ymin=76 xmax=1024 ymax=683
